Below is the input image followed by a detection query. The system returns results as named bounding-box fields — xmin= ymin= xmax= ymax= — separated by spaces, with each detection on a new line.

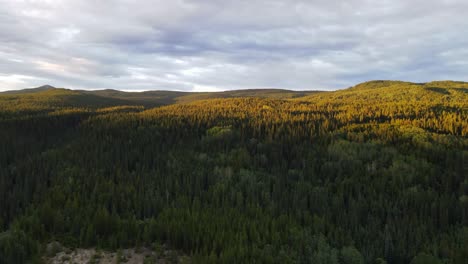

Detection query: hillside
xmin=3 ymin=81 xmax=467 ymax=110
xmin=1 ymin=85 xmax=320 ymax=110
xmin=303 ymin=80 xmax=468 ymax=104
xmin=0 ymin=81 xmax=467 ymax=264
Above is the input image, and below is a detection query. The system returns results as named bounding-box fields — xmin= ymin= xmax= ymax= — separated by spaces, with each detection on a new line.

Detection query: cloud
xmin=0 ymin=0 xmax=467 ymax=91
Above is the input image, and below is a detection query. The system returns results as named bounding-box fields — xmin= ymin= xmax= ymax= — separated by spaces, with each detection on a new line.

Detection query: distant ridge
xmin=350 ymin=80 xmax=468 ymax=90
xmin=2 ymin=84 xmax=57 ymax=94
xmin=3 ymin=80 xmax=468 ymax=95
xmin=1 ymin=80 xmax=466 ymax=109
xmin=0 ymin=85 xmax=321 ymax=107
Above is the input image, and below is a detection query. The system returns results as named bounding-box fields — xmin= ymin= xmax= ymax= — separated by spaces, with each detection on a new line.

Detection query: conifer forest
xmin=0 ymin=80 xmax=467 ymax=264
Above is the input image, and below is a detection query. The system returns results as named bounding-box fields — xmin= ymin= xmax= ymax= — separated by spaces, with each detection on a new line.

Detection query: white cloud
xmin=0 ymin=0 xmax=467 ymax=91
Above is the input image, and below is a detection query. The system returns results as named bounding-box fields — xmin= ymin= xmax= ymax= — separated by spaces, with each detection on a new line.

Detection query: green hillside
xmin=304 ymin=80 xmax=468 ymax=104
xmin=0 ymin=81 xmax=467 ymax=264
xmin=1 ymin=86 xmax=319 ymax=110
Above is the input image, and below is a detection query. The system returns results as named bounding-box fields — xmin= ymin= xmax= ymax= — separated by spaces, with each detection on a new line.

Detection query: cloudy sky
xmin=0 ymin=0 xmax=467 ymax=91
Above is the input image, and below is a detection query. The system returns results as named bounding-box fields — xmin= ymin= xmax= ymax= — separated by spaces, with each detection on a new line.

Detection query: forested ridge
xmin=0 ymin=80 xmax=467 ymax=263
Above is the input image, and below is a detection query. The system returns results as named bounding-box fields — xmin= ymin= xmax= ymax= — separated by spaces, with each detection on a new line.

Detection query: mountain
xmin=1 ymin=84 xmax=57 ymax=94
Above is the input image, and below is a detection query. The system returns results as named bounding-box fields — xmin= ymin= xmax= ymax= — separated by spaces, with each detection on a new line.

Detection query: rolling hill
xmin=2 ymin=80 xmax=467 ymax=111
xmin=0 ymin=85 xmax=320 ymax=109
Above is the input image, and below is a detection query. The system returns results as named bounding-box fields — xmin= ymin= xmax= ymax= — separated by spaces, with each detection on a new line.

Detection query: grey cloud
xmin=0 ymin=0 xmax=467 ymax=91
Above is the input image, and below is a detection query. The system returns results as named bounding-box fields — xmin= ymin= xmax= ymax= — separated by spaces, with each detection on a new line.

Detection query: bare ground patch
xmin=44 ymin=242 xmax=190 ymax=264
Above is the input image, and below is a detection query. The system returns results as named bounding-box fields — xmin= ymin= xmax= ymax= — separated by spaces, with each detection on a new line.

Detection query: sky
xmin=0 ymin=0 xmax=467 ymax=92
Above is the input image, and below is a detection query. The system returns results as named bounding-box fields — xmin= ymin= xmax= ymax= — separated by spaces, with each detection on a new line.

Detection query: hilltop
xmin=0 ymin=85 xmax=319 ymax=110
xmin=302 ymin=80 xmax=468 ymax=104
xmin=1 ymin=80 xmax=467 ymax=111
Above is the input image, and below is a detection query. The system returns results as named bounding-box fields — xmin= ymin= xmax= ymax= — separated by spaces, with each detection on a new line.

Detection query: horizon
xmin=1 ymin=1 xmax=468 ymax=92
xmin=3 ymin=79 xmax=467 ymax=94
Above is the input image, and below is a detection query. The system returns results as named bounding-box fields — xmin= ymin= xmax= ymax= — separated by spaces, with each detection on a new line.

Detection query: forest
xmin=0 ymin=80 xmax=467 ymax=263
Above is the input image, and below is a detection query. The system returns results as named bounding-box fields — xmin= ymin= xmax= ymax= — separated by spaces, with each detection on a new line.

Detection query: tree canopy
xmin=0 ymin=81 xmax=467 ymax=263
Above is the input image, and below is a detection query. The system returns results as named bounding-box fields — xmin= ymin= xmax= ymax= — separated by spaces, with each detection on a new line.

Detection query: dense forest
xmin=0 ymin=80 xmax=467 ymax=263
